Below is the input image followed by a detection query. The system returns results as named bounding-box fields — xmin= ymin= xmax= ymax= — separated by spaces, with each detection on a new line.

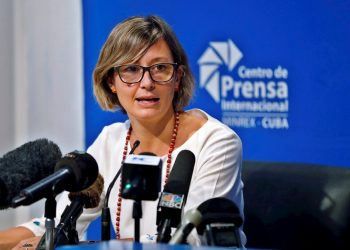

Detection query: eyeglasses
xmin=114 ymin=63 xmax=178 ymax=84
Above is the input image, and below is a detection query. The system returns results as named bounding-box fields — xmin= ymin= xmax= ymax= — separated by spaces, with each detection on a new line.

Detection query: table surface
xmin=56 ymin=240 xmax=259 ymax=250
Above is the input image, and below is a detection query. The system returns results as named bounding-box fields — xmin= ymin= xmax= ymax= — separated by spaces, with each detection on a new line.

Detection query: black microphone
xmin=12 ymin=151 xmax=99 ymax=207
xmin=121 ymin=152 xmax=162 ymax=242
xmin=169 ymin=197 xmax=243 ymax=246
xmin=101 ymin=140 xmax=140 ymax=241
xmin=36 ymin=174 xmax=105 ymax=250
xmin=196 ymin=197 xmax=243 ymax=248
xmin=0 ymin=138 xmax=62 ymax=209
xmin=156 ymin=150 xmax=195 ymax=243
xmin=55 ymin=173 xmax=104 ymax=247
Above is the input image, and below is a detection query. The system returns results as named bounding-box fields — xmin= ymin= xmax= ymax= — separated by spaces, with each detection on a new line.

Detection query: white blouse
xmin=20 ymin=109 xmax=245 ymax=245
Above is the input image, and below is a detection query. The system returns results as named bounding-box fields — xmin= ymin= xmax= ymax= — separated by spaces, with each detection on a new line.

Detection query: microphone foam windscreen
xmin=0 ymin=138 xmax=62 ymax=209
xmin=68 ymin=173 xmax=104 ymax=208
xmin=156 ymin=150 xmax=195 ymax=227
xmin=164 ymin=150 xmax=195 ymax=195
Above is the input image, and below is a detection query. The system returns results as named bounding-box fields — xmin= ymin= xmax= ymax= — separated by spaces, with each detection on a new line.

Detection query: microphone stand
xmin=54 ymin=198 xmax=83 ymax=246
xmin=44 ymin=195 xmax=57 ymax=250
xmin=157 ymin=219 xmax=172 ymax=243
xmin=101 ymin=140 xmax=140 ymax=241
xmin=133 ymin=199 xmax=142 ymax=242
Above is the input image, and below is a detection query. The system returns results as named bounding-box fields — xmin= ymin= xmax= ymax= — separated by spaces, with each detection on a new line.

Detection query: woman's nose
xmin=139 ymin=70 xmax=155 ymax=90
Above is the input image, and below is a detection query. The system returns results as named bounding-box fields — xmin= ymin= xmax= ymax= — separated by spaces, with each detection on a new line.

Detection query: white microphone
xmin=169 ymin=208 xmax=202 ymax=244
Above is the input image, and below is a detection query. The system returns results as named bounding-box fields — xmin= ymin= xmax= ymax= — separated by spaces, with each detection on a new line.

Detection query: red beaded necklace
xmin=115 ymin=112 xmax=180 ymax=239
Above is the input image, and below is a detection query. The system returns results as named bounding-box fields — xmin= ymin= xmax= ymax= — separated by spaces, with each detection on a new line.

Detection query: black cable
xmin=101 ymin=140 xmax=140 ymax=241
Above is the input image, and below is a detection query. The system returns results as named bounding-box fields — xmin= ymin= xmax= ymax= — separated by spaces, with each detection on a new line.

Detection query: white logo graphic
xmin=197 ymin=39 xmax=290 ymax=130
xmin=198 ymin=39 xmax=242 ymax=103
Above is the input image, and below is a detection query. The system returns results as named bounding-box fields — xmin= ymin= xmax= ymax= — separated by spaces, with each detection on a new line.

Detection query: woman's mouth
xmin=136 ymin=97 xmax=160 ymax=103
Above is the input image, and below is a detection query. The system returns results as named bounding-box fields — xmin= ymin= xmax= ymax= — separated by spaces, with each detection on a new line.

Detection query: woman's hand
xmin=11 ymin=236 xmax=41 ymax=250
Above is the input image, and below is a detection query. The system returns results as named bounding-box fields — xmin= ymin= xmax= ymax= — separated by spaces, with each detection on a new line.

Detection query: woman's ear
xmin=110 ymin=85 xmax=117 ymax=93
xmin=108 ymin=79 xmax=117 ymax=93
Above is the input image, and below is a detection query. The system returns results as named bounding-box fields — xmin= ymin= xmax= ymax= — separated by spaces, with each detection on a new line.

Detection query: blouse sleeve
xmin=183 ymin=120 xmax=245 ymax=245
xmin=186 ymin=122 xmax=243 ymax=211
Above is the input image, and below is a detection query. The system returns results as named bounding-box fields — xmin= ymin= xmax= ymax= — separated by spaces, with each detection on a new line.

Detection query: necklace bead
xmin=115 ymin=112 xmax=180 ymax=239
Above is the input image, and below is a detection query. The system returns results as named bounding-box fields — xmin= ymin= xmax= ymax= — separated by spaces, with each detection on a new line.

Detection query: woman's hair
xmin=93 ymin=15 xmax=195 ymax=112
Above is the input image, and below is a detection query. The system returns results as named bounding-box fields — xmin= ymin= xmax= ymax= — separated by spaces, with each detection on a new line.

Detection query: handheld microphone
xmin=0 ymin=138 xmax=62 ymax=209
xmin=169 ymin=208 xmax=202 ymax=245
xmin=101 ymin=140 xmax=140 ymax=241
xmin=156 ymin=150 xmax=195 ymax=243
xmin=12 ymin=151 xmax=99 ymax=207
xmin=196 ymin=197 xmax=243 ymax=248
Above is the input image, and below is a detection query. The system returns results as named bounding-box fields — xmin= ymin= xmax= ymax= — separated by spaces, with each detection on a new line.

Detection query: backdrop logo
xmin=198 ymin=39 xmax=243 ymax=102
xmin=198 ymin=39 xmax=289 ymax=129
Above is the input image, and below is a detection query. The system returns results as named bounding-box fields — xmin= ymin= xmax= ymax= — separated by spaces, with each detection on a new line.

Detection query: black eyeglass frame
xmin=113 ymin=63 xmax=178 ymax=85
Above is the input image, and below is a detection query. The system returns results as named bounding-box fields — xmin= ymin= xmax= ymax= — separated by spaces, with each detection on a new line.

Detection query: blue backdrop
xmin=82 ymin=0 xmax=350 ymax=240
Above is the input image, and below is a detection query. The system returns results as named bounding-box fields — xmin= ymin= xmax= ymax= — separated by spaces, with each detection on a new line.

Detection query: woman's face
xmin=109 ymin=38 xmax=180 ymax=122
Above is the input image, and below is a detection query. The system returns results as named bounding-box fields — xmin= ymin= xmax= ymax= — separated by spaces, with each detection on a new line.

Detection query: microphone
xmin=12 ymin=151 xmax=99 ymax=207
xmin=156 ymin=150 xmax=195 ymax=243
xmin=36 ymin=174 xmax=104 ymax=250
xmin=121 ymin=152 xmax=162 ymax=201
xmin=196 ymin=197 xmax=243 ymax=248
xmin=169 ymin=197 xmax=243 ymax=246
xmin=0 ymin=138 xmax=62 ymax=209
xmin=67 ymin=173 xmax=104 ymax=208
xmin=55 ymin=173 xmax=104 ymax=247
xmin=101 ymin=140 xmax=140 ymax=241
xmin=169 ymin=208 xmax=202 ymax=245
xmin=121 ymin=152 xmax=163 ymax=242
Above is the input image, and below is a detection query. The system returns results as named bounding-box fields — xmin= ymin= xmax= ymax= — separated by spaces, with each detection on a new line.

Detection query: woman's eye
xmin=123 ymin=65 xmax=139 ymax=73
xmin=154 ymin=64 xmax=167 ymax=71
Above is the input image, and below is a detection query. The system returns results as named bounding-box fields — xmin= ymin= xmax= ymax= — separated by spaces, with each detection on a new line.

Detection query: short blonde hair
xmin=93 ymin=15 xmax=195 ymax=112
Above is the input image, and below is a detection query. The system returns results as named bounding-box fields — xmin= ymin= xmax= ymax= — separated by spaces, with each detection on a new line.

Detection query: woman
xmin=1 ymin=15 xmax=245 ymax=249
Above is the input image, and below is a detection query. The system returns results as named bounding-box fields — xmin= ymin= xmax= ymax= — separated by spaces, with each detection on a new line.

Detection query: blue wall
xmin=82 ymin=0 xmax=350 ymax=240
xmin=83 ymin=0 xmax=350 ymax=168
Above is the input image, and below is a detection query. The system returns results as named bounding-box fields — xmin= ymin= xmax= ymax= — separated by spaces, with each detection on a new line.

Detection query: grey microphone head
xmin=182 ymin=209 xmax=202 ymax=227
xmin=169 ymin=208 xmax=202 ymax=244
